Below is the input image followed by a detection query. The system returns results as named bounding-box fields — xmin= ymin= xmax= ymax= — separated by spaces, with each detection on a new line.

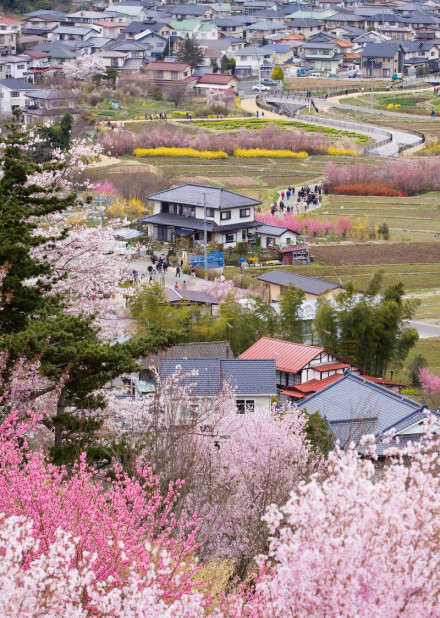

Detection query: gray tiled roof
xmin=147 ymin=183 xmax=261 ymax=210
xmin=257 ymin=270 xmax=342 ymax=295
xmin=302 ymin=372 xmax=426 ymax=450
xmin=256 ymin=224 xmax=293 ymax=237
xmin=142 ymin=212 xmax=217 ymax=231
xmin=362 ymin=42 xmax=402 ymax=58
xmin=222 ymin=359 xmax=277 ymax=395
xmin=165 ymin=288 xmax=219 ymax=304
xmin=157 ymin=357 xmax=276 ymax=396
xmin=0 ymin=78 xmax=37 ymax=90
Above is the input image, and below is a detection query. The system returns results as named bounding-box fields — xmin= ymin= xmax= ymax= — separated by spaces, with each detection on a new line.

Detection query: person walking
xmin=191 ymin=266 xmax=196 ymax=278
xmin=281 ymin=191 xmax=285 ymax=201
xmin=286 ymin=189 xmax=291 ymax=201
xmin=176 ymin=264 xmax=181 ymax=278
xmin=182 ymin=280 xmax=187 ymax=289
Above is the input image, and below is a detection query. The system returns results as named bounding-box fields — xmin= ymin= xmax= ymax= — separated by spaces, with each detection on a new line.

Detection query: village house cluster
xmin=1 ymin=0 xmax=440 ymax=121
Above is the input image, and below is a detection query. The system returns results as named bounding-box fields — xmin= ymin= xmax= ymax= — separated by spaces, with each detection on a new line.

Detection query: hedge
xmin=133 ymin=147 xmax=228 ymax=159
xmin=234 ymin=148 xmax=308 ymax=158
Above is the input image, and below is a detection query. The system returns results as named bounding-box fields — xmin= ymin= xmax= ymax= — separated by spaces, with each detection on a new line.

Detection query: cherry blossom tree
xmin=419 ymin=368 xmax=440 ymax=408
xmin=64 ymin=54 xmax=107 ymax=81
xmin=185 ymin=404 xmax=319 ymax=578
xmin=248 ymin=429 xmax=440 ymax=617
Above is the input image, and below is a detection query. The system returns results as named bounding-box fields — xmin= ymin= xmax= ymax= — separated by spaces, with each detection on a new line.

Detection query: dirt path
xmin=327 ymin=85 xmax=436 ymax=104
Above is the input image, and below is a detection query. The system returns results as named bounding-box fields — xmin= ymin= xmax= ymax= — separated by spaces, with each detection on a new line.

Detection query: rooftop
xmin=256 ymin=270 xmax=342 ymax=295
xmin=239 ymin=337 xmax=325 ymax=373
xmin=147 ymin=183 xmax=261 ymax=209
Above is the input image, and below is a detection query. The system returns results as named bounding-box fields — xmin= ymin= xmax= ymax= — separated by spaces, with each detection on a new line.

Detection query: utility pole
xmin=370 ymin=59 xmax=374 ymax=109
xmin=203 ymin=192 xmax=208 ymax=280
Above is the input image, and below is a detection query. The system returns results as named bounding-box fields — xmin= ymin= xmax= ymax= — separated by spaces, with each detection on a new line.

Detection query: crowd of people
xmin=270 ymin=184 xmax=327 ymax=216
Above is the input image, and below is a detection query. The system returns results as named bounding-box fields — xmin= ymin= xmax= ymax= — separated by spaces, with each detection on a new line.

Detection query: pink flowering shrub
xmin=420 ymin=368 xmax=440 ymax=408
xmin=324 ymin=158 xmax=440 ymax=196
xmin=190 ymin=276 xmax=264 ymax=302
xmin=101 ymin=125 xmax=330 ymax=157
xmin=93 ymin=181 xmax=117 ymax=195
xmin=0 ymin=411 xmax=202 ymax=606
xmin=335 ymin=215 xmax=352 ymax=238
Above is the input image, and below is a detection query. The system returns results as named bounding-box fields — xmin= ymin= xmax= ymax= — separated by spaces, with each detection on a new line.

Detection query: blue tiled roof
xmin=302 ymin=372 xmax=430 ymax=451
xmin=158 ymin=357 xmax=276 ymax=396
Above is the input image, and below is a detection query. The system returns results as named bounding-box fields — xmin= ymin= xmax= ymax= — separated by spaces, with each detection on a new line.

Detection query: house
xmin=93 ymin=50 xmax=129 ymax=69
xmin=245 ymin=20 xmax=286 ymax=44
xmin=24 ymin=14 xmax=64 ymax=34
xmin=164 ymin=287 xmax=219 ymax=311
xmin=142 ymin=183 xmax=263 ymax=248
xmin=21 ymin=88 xmax=77 ymax=125
xmin=0 ymin=17 xmax=23 ymax=55
xmin=133 ymin=30 xmax=168 ymax=56
xmin=287 ymin=18 xmax=324 ymax=37
xmin=0 ymin=78 xmax=37 ymax=114
xmin=232 ymin=45 xmax=264 ymax=77
xmin=94 ymin=21 xmax=129 ymax=39
xmin=302 ymin=41 xmax=344 ymax=73
xmin=301 ymin=370 xmax=438 ymax=453
xmin=0 ymin=55 xmax=30 ymax=81
xmin=171 ymin=4 xmax=218 ymax=20
xmin=361 ymin=42 xmax=404 ymax=77
xmin=260 ymin=43 xmax=295 ymax=64
xmin=256 ymin=270 xmax=343 ymax=303
xmin=195 ymin=72 xmax=239 ymax=92
xmin=238 ymin=337 xmax=361 ymax=397
xmin=142 ymin=357 xmax=277 ymax=413
xmin=48 ymin=26 xmax=100 ymax=42
xmin=108 ymin=5 xmax=149 ymax=22
xmin=253 ymin=224 xmax=299 ymax=249
xmin=146 ymin=60 xmax=192 ymax=83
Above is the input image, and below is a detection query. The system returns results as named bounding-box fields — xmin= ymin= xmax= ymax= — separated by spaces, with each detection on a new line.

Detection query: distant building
xmin=256 ymin=270 xmax=343 ymax=303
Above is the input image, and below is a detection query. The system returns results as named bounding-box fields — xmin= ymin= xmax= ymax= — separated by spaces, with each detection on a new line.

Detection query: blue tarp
xmin=188 ymin=251 xmax=224 ymax=269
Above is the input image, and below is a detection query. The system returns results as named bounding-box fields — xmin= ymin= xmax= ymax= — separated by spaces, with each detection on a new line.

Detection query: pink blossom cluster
xmin=189 ymin=276 xmax=264 ymax=303
xmin=419 ymin=368 xmax=440 ymax=408
xmin=256 ymin=212 xmax=342 ymax=237
xmin=101 ymin=124 xmax=330 ymax=157
xmin=0 ymin=411 xmax=203 ymax=611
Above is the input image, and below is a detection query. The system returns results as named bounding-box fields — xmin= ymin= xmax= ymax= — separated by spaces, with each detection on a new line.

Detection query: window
xmin=182 ymin=206 xmax=195 ymax=217
xmin=206 ymin=207 xmax=215 ymax=218
xmin=240 ymin=208 xmax=250 ymax=218
xmin=236 ymin=399 xmax=255 ymax=414
xmin=161 ymin=201 xmax=169 ymax=213
xmin=11 ymin=91 xmax=19 ymax=98
xmin=221 ymin=211 xmax=231 ymax=220
xmin=171 ymin=71 xmax=178 ymax=79
xmin=225 ymin=233 xmax=234 ymax=243
xmin=17 ymin=64 xmax=25 ymax=69
xmin=383 ymin=68 xmax=390 ymax=77
xmin=242 ymin=230 xmax=247 ymax=240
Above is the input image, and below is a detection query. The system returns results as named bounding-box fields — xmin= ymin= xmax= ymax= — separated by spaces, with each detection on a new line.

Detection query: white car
xmin=253 ymin=84 xmax=271 ymax=91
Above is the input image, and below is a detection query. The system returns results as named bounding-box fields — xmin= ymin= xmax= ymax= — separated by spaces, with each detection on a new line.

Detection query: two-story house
xmin=0 ymin=55 xmax=30 ymax=80
xmin=302 ymin=41 xmax=344 ymax=73
xmin=171 ymin=5 xmax=218 ymax=20
xmin=145 ymin=60 xmax=192 ymax=83
xmin=133 ymin=30 xmax=169 ymax=56
xmin=232 ymin=45 xmax=264 ymax=77
xmin=21 ymin=88 xmax=77 ymax=124
xmin=94 ymin=21 xmax=129 ymax=39
xmin=142 ymin=183 xmax=264 ymax=247
xmin=361 ymin=42 xmax=404 ymax=77
xmin=0 ymin=17 xmax=22 ymax=55
xmin=0 ymin=78 xmax=37 ymax=114
xmin=239 ymin=337 xmax=362 ymax=398
xmin=48 ymin=26 xmax=101 ymax=42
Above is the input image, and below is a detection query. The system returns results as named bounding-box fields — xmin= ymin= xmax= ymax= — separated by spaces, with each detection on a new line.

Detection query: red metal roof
xmin=0 ymin=16 xmax=22 ymax=25
xmin=197 ymin=73 xmax=237 ymax=84
xmin=282 ymin=374 xmax=342 ymax=398
xmin=239 ymin=337 xmax=324 ymax=373
xmin=361 ymin=375 xmax=406 ymax=387
xmin=314 ymin=362 xmax=348 ymax=372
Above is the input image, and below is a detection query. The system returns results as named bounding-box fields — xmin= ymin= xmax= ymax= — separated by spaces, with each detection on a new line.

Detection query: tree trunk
xmin=54 ymin=387 xmax=66 ymax=448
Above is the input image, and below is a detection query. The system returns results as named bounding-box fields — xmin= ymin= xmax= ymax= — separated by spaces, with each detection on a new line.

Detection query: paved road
xmin=407 ymin=320 xmax=440 ymax=339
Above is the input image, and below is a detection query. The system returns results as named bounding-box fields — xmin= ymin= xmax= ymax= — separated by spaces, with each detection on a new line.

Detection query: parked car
xmin=262 ymin=78 xmax=277 ymax=86
xmin=253 ymin=84 xmax=271 ymax=91
xmin=307 ymin=73 xmax=323 ymax=79
xmin=348 ymin=72 xmax=357 ymax=78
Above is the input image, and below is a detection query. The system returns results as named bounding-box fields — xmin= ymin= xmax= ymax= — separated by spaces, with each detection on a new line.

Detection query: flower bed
xmin=332 ymin=183 xmax=408 ymax=197
xmin=192 ymin=119 xmax=369 ymax=142
xmin=234 ymin=148 xmax=308 ymax=158
xmin=133 ymin=147 xmax=228 ymax=159
xmin=327 ymin=147 xmax=358 ymax=157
